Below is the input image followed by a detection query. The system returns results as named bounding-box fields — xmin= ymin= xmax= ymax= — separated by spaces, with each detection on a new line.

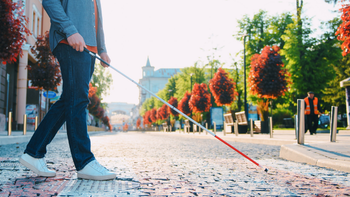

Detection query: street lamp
xmin=242 ymin=34 xmax=248 ymax=122
xmin=168 ymin=89 xmax=173 ymax=131
xmin=190 ymin=73 xmax=194 ymax=92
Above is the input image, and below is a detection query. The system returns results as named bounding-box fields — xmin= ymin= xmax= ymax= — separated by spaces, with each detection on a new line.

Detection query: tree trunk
xmin=260 ymin=120 xmax=269 ymax=134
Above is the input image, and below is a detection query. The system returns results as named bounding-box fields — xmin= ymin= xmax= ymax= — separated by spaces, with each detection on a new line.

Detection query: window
xmin=31 ymin=5 xmax=42 ymax=38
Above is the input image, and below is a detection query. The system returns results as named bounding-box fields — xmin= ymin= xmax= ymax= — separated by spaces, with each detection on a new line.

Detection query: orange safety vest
xmin=304 ymin=97 xmax=319 ymax=115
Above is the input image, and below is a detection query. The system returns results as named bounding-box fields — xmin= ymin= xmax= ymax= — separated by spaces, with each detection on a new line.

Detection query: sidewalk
xmin=0 ymin=130 xmax=67 ymax=145
xmin=164 ymin=129 xmax=350 ymax=173
xmin=1 ymin=129 xmax=349 ymax=173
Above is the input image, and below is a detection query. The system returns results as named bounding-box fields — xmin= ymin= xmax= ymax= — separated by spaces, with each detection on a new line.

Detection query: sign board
xmin=26 ymin=104 xmax=38 ymax=130
xmin=248 ymin=104 xmax=259 ymax=121
xmin=210 ymin=107 xmax=224 ymax=128
xmin=43 ymin=91 xmax=56 ymax=99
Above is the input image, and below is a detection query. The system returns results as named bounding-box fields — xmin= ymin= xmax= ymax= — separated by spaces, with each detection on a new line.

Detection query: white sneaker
xmin=77 ymin=160 xmax=116 ymax=181
xmin=19 ymin=154 xmax=56 ymax=177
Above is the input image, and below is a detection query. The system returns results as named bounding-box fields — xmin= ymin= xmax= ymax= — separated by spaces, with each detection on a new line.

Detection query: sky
xmin=99 ymin=0 xmax=341 ymax=105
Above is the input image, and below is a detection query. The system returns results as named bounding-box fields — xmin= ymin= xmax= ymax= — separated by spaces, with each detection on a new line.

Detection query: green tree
xmin=174 ymin=63 xmax=206 ymax=100
xmin=229 ymin=62 xmax=244 ymax=112
xmin=164 ymin=75 xmax=178 ymax=101
xmin=236 ymin=10 xmax=293 ymax=67
xmin=323 ymin=55 xmax=350 ymax=114
xmin=90 ymin=63 xmax=113 ymax=100
xmin=281 ymin=17 xmax=340 ymax=105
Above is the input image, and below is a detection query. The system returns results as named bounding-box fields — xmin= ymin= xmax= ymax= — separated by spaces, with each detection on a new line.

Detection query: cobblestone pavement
xmin=0 ymin=132 xmax=349 ymax=196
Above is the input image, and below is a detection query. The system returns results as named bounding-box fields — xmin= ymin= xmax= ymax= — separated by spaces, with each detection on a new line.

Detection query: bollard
xmin=330 ymin=106 xmax=338 ymax=142
xmin=297 ymin=99 xmax=305 ymax=144
xmin=23 ymin=114 xmax=27 ymax=135
xmin=35 ymin=116 xmax=38 ymax=130
xmin=8 ymin=112 xmax=12 ymax=136
xmin=213 ymin=122 xmax=216 ymax=135
xmin=234 ymin=120 xmax=238 ymax=136
xmin=223 ymin=122 xmax=226 ymax=136
xmin=205 ymin=123 xmax=208 ymax=135
xmin=269 ymin=116 xmax=273 ymax=138
xmin=193 ymin=125 xmax=196 ymax=134
xmin=250 ymin=119 xmax=253 ymax=137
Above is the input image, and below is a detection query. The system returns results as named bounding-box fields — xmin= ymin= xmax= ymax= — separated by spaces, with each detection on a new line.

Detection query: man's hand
xmin=67 ymin=33 xmax=86 ymax=52
xmin=100 ymin=53 xmax=111 ymax=68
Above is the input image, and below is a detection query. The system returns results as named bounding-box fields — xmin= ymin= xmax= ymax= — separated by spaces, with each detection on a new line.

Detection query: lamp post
xmin=190 ymin=73 xmax=194 ymax=131
xmin=190 ymin=73 xmax=194 ymax=92
xmin=243 ymin=34 xmax=248 ymax=122
xmin=168 ymin=89 xmax=173 ymax=130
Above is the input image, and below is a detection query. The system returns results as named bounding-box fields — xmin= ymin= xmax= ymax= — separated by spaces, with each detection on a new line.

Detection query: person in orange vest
xmin=304 ymin=91 xmax=323 ymax=135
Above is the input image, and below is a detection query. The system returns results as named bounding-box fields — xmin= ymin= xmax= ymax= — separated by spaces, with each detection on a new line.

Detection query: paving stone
xmin=0 ymin=132 xmax=349 ymax=196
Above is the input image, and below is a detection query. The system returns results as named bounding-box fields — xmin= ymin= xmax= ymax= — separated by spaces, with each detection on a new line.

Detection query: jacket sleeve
xmin=42 ymin=0 xmax=78 ymax=38
xmin=96 ymin=0 xmax=107 ymax=55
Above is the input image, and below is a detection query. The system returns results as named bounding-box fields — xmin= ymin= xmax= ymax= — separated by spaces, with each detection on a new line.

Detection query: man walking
xmin=19 ymin=0 xmax=116 ymax=180
xmin=304 ymin=91 xmax=322 ymax=135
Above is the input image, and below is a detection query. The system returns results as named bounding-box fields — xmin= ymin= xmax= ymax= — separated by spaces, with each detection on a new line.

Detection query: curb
xmin=0 ymin=130 xmax=108 ymax=146
xmin=0 ymin=134 xmax=34 ymax=145
xmin=280 ymin=144 xmax=350 ymax=173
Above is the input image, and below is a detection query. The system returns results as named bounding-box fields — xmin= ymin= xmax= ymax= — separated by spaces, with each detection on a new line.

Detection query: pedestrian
xmin=304 ymin=91 xmax=323 ymax=135
xmin=19 ymin=0 xmax=116 ymax=181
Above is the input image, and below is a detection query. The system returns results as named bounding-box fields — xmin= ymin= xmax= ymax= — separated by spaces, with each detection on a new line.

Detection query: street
xmin=0 ymin=131 xmax=349 ymax=196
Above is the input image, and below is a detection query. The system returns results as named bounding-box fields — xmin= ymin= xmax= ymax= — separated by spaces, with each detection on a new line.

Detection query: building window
xmin=32 ymin=5 xmax=42 ymax=38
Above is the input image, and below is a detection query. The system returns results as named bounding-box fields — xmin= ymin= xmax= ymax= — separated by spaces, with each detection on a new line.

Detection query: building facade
xmin=0 ymin=0 xmax=50 ymax=131
xmin=107 ymin=102 xmax=136 ymax=129
xmin=138 ymin=57 xmax=181 ymax=107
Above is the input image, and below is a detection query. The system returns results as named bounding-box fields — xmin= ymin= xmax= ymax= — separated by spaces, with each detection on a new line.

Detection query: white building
xmin=107 ymin=102 xmax=136 ymax=129
xmin=138 ymin=57 xmax=181 ymax=106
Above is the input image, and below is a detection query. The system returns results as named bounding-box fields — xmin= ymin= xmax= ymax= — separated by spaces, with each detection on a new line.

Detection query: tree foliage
xmin=174 ymin=64 xmax=206 ymax=100
xmin=336 ymin=4 xmax=350 ymax=56
xmin=229 ymin=62 xmax=244 ymax=111
xmin=281 ymin=17 xmax=336 ymax=99
xmin=189 ymin=83 xmax=212 ymax=113
xmin=158 ymin=104 xmax=169 ymax=120
xmin=248 ymin=45 xmax=289 ymax=99
xmin=90 ymin=62 xmax=113 ymax=105
xmin=150 ymin=108 xmax=157 ymax=123
xmin=136 ymin=118 xmax=141 ymax=129
xmin=28 ymin=32 xmax=61 ymax=91
xmin=178 ymin=91 xmax=192 ymax=116
xmin=236 ymin=10 xmax=293 ymax=66
xmin=209 ymin=68 xmax=238 ymax=106
xmin=88 ymin=83 xmax=112 ymax=131
xmin=143 ymin=110 xmax=152 ymax=126
xmin=0 ymin=0 xmax=30 ymax=64
xmin=168 ymin=97 xmax=179 ymax=116
xmin=323 ymin=55 xmax=350 ymax=114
